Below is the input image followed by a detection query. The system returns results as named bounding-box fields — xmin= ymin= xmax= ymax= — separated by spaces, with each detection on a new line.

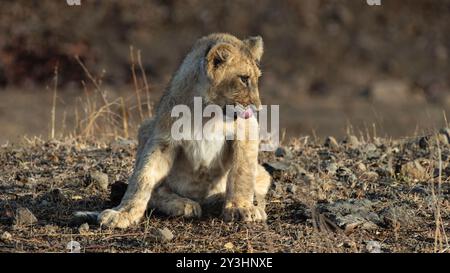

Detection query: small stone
xmin=275 ymin=147 xmax=287 ymax=157
xmin=336 ymin=167 xmax=356 ymax=183
xmin=401 ymin=160 xmax=427 ymax=180
xmin=324 ymin=136 xmax=339 ymax=150
xmin=1 ymin=231 xmax=12 ymax=241
xmin=325 ymin=162 xmax=338 ymax=175
xmin=151 ymin=227 xmax=174 ymax=242
xmin=44 ymin=225 xmax=58 ymax=234
xmin=50 ymin=188 xmax=66 ymax=203
xmin=317 ymin=199 xmax=382 ymax=233
xmin=262 ymin=161 xmax=291 ymax=175
xmin=78 ymin=223 xmax=90 ymax=234
xmin=355 ymin=162 xmax=367 ymax=172
xmin=14 ymin=207 xmax=38 ymax=226
xmin=272 ymin=182 xmax=285 ymax=197
xmin=286 ymin=184 xmax=298 ymax=194
xmin=301 ymin=173 xmax=315 ymax=184
xmin=224 ymin=242 xmax=235 ymax=250
xmin=366 ymin=241 xmax=382 ymax=253
xmin=411 ymin=186 xmax=427 ymax=195
xmin=381 ymin=206 xmax=415 ymax=228
xmin=361 ymin=171 xmax=380 ymax=183
xmin=344 ymin=135 xmax=360 ymax=148
xmin=89 ymin=171 xmax=109 ymax=191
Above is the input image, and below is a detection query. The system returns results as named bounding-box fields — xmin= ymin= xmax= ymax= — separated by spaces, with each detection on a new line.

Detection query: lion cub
xmin=87 ymin=33 xmax=271 ymax=228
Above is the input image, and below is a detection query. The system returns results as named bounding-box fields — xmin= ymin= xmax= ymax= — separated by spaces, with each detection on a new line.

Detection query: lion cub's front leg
xmin=98 ymin=139 xmax=175 ymax=229
xmin=223 ymin=118 xmax=266 ymax=222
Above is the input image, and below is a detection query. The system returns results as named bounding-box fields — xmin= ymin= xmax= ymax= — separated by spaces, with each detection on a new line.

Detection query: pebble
xmin=401 ymin=160 xmax=426 ymax=180
xmin=366 ymin=241 xmax=382 ymax=253
xmin=263 ymin=161 xmax=291 ymax=175
xmin=89 ymin=170 xmax=109 ymax=191
xmin=1 ymin=231 xmax=12 ymax=241
xmin=275 ymin=147 xmax=287 ymax=157
xmin=286 ymin=184 xmax=298 ymax=194
xmin=355 ymin=162 xmax=367 ymax=172
xmin=14 ymin=207 xmax=38 ymax=226
xmin=344 ymin=135 xmax=360 ymax=148
xmin=78 ymin=223 xmax=90 ymax=234
xmin=151 ymin=227 xmax=174 ymax=242
xmin=324 ymin=136 xmax=339 ymax=150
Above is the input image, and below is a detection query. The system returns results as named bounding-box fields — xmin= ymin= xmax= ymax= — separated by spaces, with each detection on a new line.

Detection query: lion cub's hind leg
xmin=149 ymin=185 xmax=202 ymax=218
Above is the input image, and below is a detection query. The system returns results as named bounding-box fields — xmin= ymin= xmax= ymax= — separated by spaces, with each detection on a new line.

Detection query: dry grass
xmin=45 ymin=52 xmax=155 ymax=142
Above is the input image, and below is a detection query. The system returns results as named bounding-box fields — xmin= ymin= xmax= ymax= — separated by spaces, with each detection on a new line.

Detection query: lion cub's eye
xmin=239 ymin=75 xmax=250 ymax=86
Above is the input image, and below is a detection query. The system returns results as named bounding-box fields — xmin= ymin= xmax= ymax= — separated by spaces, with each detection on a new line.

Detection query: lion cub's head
xmin=198 ymin=33 xmax=264 ymax=111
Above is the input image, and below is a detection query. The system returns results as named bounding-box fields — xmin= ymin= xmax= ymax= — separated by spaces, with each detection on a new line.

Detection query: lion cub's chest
xmin=182 ymin=118 xmax=232 ymax=170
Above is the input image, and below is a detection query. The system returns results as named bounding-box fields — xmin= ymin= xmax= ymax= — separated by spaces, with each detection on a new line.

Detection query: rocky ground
xmin=0 ymin=131 xmax=449 ymax=253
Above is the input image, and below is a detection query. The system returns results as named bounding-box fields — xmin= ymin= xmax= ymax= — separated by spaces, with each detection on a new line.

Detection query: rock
xmin=355 ymin=162 xmax=367 ymax=172
xmin=263 ymin=161 xmax=291 ymax=175
xmin=324 ymin=136 xmax=339 ymax=150
xmin=1 ymin=231 xmax=12 ymax=241
xmin=78 ymin=223 xmax=90 ymax=234
xmin=373 ymin=137 xmax=383 ymax=147
xmin=360 ymin=171 xmax=380 ymax=183
xmin=366 ymin=241 xmax=382 ymax=253
xmin=343 ymin=135 xmax=360 ymax=148
xmin=286 ymin=184 xmax=298 ymax=194
xmin=89 ymin=171 xmax=109 ymax=191
xmin=14 ymin=207 xmax=38 ymax=226
xmin=325 ymin=162 xmax=338 ymax=175
xmin=44 ymin=225 xmax=58 ymax=234
xmin=110 ymin=181 xmax=128 ymax=206
xmin=317 ymin=199 xmax=382 ymax=233
xmin=401 ymin=160 xmax=427 ymax=180
xmin=336 ymin=167 xmax=357 ymax=184
xmin=410 ymin=185 xmax=427 ymax=195
xmin=362 ymin=143 xmax=380 ymax=160
xmin=151 ymin=227 xmax=174 ymax=242
xmin=380 ymin=206 xmax=415 ymax=228
xmin=224 ymin=242 xmax=235 ymax=250
xmin=274 ymin=147 xmax=288 ymax=157
xmin=370 ymin=79 xmax=411 ymax=105
xmin=272 ymin=182 xmax=285 ymax=198
xmin=49 ymin=188 xmax=66 ymax=203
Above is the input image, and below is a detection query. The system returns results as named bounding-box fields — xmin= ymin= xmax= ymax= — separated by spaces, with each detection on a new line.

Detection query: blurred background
xmin=0 ymin=0 xmax=450 ymax=144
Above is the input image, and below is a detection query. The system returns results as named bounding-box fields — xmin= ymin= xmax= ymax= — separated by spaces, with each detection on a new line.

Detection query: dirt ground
xmin=0 ymin=131 xmax=449 ymax=253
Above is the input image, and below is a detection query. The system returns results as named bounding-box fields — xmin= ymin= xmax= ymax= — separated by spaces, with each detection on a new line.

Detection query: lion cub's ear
xmin=205 ymin=43 xmax=234 ymax=79
xmin=244 ymin=36 xmax=264 ymax=62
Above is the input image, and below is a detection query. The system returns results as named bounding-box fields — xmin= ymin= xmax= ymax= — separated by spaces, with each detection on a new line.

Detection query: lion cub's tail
xmin=73 ymin=211 xmax=100 ymax=225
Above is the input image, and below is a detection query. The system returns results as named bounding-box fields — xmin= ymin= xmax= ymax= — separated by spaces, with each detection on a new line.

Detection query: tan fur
xmin=97 ymin=33 xmax=271 ymax=228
